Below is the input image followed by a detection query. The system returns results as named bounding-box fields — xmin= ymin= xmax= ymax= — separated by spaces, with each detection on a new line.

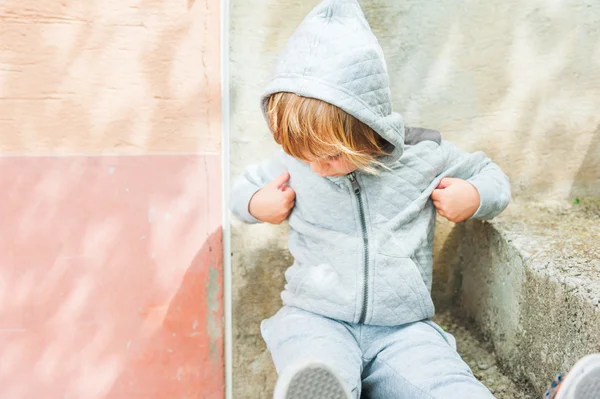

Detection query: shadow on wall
xmin=0 ymin=0 xmax=220 ymax=154
xmin=0 ymin=156 xmax=223 ymax=396
xmin=231 ymin=231 xmax=292 ymax=399
xmin=430 ymin=221 xmax=464 ymax=312
xmin=570 ymin=124 xmax=600 ymax=198
xmin=107 ymin=227 xmax=224 ymax=398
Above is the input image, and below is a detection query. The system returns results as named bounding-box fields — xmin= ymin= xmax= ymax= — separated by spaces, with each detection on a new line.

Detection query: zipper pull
xmin=347 ymin=172 xmax=360 ymax=194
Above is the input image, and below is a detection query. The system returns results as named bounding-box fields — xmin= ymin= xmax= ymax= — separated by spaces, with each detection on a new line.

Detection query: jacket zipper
xmin=348 ymin=172 xmax=369 ymax=323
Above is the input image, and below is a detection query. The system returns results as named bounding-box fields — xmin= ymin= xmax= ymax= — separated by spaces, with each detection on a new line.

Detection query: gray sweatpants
xmin=261 ymin=306 xmax=495 ymax=399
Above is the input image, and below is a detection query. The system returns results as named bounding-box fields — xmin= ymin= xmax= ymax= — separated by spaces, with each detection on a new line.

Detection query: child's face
xmin=306 ymin=156 xmax=357 ymax=177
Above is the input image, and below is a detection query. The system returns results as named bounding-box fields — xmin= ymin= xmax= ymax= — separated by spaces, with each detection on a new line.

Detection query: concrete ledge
xmin=448 ymin=200 xmax=600 ymax=393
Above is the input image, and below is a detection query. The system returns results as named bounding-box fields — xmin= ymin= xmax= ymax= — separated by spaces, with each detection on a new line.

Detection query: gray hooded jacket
xmin=231 ymin=0 xmax=511 ymax=326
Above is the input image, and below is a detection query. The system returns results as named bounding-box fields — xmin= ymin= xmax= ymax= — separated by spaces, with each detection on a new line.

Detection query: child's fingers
xmin=270 ymin=171 xmax=291 ymax=189
xmin=436 ymin=179 xmax=449 ymax=189
xmin=283 ymin=197 xmax=295 ymax=209
xmin=281 ymin=186 xmax=296 ymax=201
xmin=433 ymin=200 xmax=442 ymax=209
xmin=437 ymin=177 xmax=459 ymax=189
xmin=431 ymin=189 xmax=443 ymax=201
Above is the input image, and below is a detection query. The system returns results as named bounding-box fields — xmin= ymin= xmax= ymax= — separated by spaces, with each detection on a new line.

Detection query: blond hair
xmin=266 ymin=92 xmax=390 ymax=174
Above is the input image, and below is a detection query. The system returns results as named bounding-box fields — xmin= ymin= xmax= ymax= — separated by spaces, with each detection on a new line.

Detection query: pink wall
xmin=0 ymin=157 xmax=223 ymax=398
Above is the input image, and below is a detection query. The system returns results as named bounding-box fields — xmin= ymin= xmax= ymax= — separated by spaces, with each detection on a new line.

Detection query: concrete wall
xmin=230 ymin=0 xmax=600 ymax=396
xmin=448 ymin=201 xmax=600 ymax=393
xmin=0 ymin=1 xmax=224 ymax=398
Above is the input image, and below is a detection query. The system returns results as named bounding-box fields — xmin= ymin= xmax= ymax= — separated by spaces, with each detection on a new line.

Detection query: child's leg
xmin=361 ymin=320 xmax=495 ymax=399
xmin=261 ymin=306 xmax=363 ymax=398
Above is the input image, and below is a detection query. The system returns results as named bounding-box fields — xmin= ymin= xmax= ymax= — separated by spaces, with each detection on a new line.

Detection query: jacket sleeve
xmin=230 ymin=149 xmax=288 ymax=224
xmin=439 ymin=140 xmax=511 ymax=221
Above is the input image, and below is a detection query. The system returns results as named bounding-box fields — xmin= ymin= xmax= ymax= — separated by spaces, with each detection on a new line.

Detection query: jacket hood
xmin=260 ymin=0 xmax=405 ymax=162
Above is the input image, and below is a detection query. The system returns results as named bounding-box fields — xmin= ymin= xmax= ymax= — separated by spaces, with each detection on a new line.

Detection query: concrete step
xmin=445 ymin=199 xmax=600 ymax=394
xmin=433 ymin=311 xmax=536 ymax=398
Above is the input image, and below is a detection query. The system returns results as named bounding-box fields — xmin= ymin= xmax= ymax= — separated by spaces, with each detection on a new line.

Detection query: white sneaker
xmin=545 ymin=353 xmax=600 ymax=399
xmin=273 ymin=361 xmax=352 ymax=399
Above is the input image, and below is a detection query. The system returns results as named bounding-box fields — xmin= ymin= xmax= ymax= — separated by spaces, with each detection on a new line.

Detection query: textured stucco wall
xmin=0 ymin=0 xmax=221 ymax=155
xmin=230 ymin=0 xmax=600 ymax=397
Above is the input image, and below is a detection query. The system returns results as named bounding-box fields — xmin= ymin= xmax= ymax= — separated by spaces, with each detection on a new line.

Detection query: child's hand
xmin=431 ymin=178 xmax=480 ymax=223
xmin=249 ymin=171 xmax=296 ymax=224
